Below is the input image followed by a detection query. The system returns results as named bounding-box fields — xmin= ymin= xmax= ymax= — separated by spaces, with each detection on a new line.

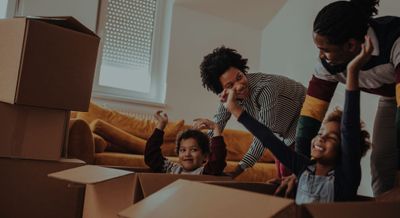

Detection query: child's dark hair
xmin=313 ymin=0 xmax=380 ymax=45
xmin=325 ymin=108 xmax=371 ymax=157
xmin=175 ymin=129 xmax=210 ymax=154
xmin=200 ymin=46 xmax=249 ymax=94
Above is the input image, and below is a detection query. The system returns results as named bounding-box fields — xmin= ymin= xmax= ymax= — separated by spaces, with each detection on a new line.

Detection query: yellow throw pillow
xmin=91 ymin=119 xmax=147 ymax=154
xmin=93 ymin=133 xmax=110 ymax=153
xmin=77 ymin=102 xmax=184 ymax=141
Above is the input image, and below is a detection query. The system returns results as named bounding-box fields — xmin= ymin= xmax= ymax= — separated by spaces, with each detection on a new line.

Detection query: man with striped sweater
xmin=297 ymin=0 xmax=400 ymax=196
xmin=200 ymin=46 xmax=306 ymax=178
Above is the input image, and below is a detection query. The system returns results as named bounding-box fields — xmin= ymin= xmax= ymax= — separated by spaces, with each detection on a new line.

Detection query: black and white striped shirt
xmin=212 ymin=73 xmax=306 ymax=169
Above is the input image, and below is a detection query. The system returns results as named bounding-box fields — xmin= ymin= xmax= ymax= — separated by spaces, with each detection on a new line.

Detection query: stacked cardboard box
xmin=0 ymin=16 xmax=100 ymax=160
xmin=0 ymin=16 xmax=100 ymax=218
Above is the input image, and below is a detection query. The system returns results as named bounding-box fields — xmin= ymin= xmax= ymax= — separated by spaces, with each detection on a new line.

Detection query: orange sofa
xmin=68 ymin=103 xmax=277 ymax=182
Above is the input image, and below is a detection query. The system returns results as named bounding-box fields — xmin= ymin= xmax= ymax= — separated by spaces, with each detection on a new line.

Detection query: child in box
xmin=144 ymin=111 xmax=227 ymax=175
xmin=222 ymin=37 xmax=373 ymax=203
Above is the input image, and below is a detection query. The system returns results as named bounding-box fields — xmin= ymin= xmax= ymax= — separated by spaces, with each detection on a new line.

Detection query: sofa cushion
xmin=77 ymin=102 xmax=185 ymax=141
xmin=91 ymin=119 xmax=147 ymax=154
xmin=94 ymin=152 xmax=277 ymax=182
xmin=68 ymin=118 xmax=95 ymax=164
xmin=93 ymin=133 xmax=110 ymax=153
xmin=222 ymin=129 xmax=275 ymax=163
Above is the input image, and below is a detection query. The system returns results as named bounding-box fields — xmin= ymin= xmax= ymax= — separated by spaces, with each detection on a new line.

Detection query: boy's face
xmin=313 ymin=33 xmax=359 ymax=66
xmin=311 ymin=121 xmax=340 ymax=164
xmin=219 ymin=67 xmax=249 ymax=100
xmin=178 ymin=138 xmax=208 ymax=171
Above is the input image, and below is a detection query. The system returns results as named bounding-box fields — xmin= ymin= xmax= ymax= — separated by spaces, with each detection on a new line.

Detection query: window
xmin=94 ymin=0 xmax=172 ymax=105
xmin=0 ymin=0 xmax=16 ymax=18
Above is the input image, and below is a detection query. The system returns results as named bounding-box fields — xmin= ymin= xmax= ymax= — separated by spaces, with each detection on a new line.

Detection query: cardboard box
xmin=119 ymin=179 xmax=296 ymax=218
xmin=49 ymin=165 xmax=136 ymax=218
xmin=0 ymin=158 xmax=85 ymax=218
xmin=376 ymin=187 xmax=400 ymax=202
xmin=204 ymin=181 xmax=278 ymax=196
xmin=0 ymin=102 xmax=69 ymax=160
xmin=299 ymin=201 xmax=400 ymax=218
xmin=131 ymin=173 xmax=231 ymax=203
xmin=0 ymin=16 xmax=100 ymax=111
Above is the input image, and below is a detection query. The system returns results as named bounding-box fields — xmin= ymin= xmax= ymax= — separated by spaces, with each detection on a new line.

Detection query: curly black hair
xmin=175 ymin=129 xmax=210 ymax=155
xmin=200 ymin=46 xmax=249 ymax=94
xmin=313 ymin=0 xmax=380 ymax=45
xmin=325 ymin=108 xmax=371 ymax=158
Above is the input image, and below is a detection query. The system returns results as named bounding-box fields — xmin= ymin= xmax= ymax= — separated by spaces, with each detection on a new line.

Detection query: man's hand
xmin=266 ymin=174 xmax=297 ymax=198
xmin=192 ymin=118 xmax=222 ymax=136
xmin=154 ymin=110 xmax=168 ymax=130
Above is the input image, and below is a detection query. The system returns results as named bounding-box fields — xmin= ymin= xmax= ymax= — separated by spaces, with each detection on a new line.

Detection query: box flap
xmin=204 ymin=181 xmax=278 ymax=196
xmin=137 ymin=173 xmax=231 ymax=198
xmin=120 ymin=179 xmax=295 ymax=218
xmin=302 ymin=202 xmax=400 ymax=218
xmin=19 ymin=16 xmax=99 ymax=37
xmin=375 ymin=187 xmax=400 ymax=202
xmin=48 ymin=165 xmax=133 ymax=184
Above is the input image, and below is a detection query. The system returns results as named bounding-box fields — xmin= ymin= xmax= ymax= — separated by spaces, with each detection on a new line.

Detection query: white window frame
xmin=93 ymin=0 xmax=173 ymax=106
xmin=1 ymin=0 xmax=18 ymax=18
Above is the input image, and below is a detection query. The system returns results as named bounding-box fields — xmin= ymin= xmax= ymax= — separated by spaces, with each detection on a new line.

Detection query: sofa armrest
xmin=67 ymin=118 xmax=95 ymax=164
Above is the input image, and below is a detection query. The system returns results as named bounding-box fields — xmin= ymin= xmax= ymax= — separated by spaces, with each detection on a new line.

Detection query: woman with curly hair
xmin=296 ymin=0 xmax=400 ymax=196
xmin=200 ymin=46 xmax=306 ymax=179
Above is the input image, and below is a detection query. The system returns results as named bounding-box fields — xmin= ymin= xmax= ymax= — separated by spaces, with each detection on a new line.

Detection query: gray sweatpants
xmin=371 ymin=96 xmax=399 ymax=196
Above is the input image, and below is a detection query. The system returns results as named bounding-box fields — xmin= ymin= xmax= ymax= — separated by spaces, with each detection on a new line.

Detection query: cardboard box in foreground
xmin=119 ymin=179 xmax=296 ymax=218
xmin=0 ymin=16 xmax=100 ymax=111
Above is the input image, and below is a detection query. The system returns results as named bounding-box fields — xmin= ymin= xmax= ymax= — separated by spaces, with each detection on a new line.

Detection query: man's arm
xmin=295 ymin=75 xmax=337 ymax=157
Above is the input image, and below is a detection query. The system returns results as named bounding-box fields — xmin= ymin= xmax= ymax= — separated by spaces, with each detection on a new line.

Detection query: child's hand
xmin=347 ymin=35 xmax=374 ymax=74
xmin=193 ymin=118 xmax=221 ymax=136
xmin=154 ymin=110 xmax=168 ymax=130
xmin=223 ymin=89 xmax=243 ymax=118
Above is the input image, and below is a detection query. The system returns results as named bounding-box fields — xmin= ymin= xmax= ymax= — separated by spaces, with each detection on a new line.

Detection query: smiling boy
xmin=144 ymin=111 xmax=227 ymax=175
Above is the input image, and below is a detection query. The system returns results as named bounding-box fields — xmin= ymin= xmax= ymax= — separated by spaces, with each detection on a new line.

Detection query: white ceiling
xmin=174 ymin=0 xmax=288 ymax=30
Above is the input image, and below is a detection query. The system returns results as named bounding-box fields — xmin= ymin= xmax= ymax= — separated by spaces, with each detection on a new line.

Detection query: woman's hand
xmin=154 ymin=110 xmax=168 ymax=130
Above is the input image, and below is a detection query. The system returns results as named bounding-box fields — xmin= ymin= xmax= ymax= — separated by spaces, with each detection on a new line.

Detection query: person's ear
xmin=345 ymin=38 xmax=360 ymax=53
xmin=203 ymin=154 xmax=209 ymax=163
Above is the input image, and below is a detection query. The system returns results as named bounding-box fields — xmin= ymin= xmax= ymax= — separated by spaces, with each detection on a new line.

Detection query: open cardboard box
xmin=49 ymin=167 xmax=233 ymax=218
xmin=204 ymin=181 xmax=278 ymax=196
xmin=119 ymin=179 xmax=296 ymax=218
xmin=0 ymin=102 xmax=69 ymax=161
xmin=0 ymin=16 xmax=100 ymax=111
xmin=131 ymin=173 xmax=231 ymax=203
xmin=49 ymin=165 xmax=135 ymax=218
xmin=0 ymin=158 xmax=85 ymax=218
